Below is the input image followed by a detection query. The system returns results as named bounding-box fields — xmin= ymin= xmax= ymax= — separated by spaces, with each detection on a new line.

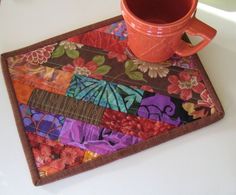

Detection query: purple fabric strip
xmin=137 ymin=93 xmax=181 ymax=126
xmin=59 ymin=118 xmax=142 ymax=154
xmin=19 ymin=104 xmax=64 ymax=140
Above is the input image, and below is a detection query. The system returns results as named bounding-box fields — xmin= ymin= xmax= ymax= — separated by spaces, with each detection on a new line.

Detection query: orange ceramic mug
xmin=121 ymin=0 xmax=217 ymax=62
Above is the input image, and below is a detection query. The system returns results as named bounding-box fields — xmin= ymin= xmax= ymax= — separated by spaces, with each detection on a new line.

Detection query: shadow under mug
xmin=121 ymin=0 xmax=217 ymax=62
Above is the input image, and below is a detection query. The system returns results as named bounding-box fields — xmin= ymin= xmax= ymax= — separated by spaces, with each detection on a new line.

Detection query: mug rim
xmin=121 ymin=0 xmax=198 ymax=28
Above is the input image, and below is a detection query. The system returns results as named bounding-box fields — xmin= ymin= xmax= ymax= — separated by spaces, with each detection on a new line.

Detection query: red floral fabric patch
xmin=20 ymin=44 xmax=56 ymax=65
xmin=27 ymin=132 xmax=85 ymax=177
xmin=101 ymin=109 xmax=174 ymax=140
xmin=167 ymin=70 xmax=205 ymax=101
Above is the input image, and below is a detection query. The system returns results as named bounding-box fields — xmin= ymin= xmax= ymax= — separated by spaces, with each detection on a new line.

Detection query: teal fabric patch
xmin=66 ymin=74 xmax=144 ymax=114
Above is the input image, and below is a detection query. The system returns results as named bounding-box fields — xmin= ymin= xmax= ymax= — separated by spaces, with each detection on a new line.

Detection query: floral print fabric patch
xmin=5 ymin=18 xmax=220 ymax=181
xmin=26 ymin=132 xmax=98 ymax=177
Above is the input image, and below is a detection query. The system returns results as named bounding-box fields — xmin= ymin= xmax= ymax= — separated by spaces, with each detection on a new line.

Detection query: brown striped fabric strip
xmin=28 ymin=89 xmax=105 ymax=125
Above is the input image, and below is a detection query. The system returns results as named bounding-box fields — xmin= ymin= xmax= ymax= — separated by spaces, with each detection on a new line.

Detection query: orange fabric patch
xmin=10 ymin=64 xmax=73 ymax=95
xmin=12 ymin=80 xmax=34 ymax=104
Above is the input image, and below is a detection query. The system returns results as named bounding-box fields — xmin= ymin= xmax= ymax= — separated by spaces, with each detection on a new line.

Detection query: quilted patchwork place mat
xmin=1 ymin=16 xmax=224 ymax=185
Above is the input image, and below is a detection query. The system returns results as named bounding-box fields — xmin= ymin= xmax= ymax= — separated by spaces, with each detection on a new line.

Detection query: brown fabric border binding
xmin=1 ymin=15 xmax=224 ymax=186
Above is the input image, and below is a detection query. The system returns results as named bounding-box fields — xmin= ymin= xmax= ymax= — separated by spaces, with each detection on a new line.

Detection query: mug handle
xmin=175 ymin=17 xmax=216 ymax=56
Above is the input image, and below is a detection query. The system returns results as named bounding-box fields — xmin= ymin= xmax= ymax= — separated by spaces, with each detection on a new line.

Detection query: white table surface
xmin=0 ymin=1 xmax=236 ymax=195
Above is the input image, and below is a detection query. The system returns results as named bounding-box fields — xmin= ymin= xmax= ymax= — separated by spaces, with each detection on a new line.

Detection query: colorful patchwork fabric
xmin=66 ymin=74 xmax=192 ymax=124
xmin=59 ymin=119 xmax=141 ymax=155
xmin=28 ymin=89 xmax=105 ymax=125
xmin=27 ymin=89 xmax=174 ymax=140
xmin=45 ymin=42 xmax=202 ymax=102
xmin=6 ymin=18 xmax=219 ymax=180
xmin=20 ymin=103 xmax=141 ymax=155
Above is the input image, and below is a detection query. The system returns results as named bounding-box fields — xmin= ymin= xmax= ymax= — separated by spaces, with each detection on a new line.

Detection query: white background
xmin=0 ymin=0 xmax=236 ymax=194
